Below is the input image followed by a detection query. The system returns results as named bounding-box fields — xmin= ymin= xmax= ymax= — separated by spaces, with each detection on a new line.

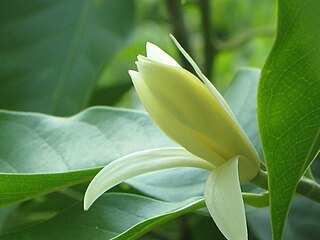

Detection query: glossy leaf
xmin=0 ymin=0 xmax=134 ymax=116
xmin=0 ymin=193 xmax=204 ymax=240
xmin=127 ymin=168 xmax=210 ymax=202
xmin=257 ymin=1 xmax=320 ymax=238
xmin=0 ymin=68 xmax=262 ymax=207
xmin=0 ymin=191 xmax=79 ymax=235
xmin=0 ymin=107 xmax=174 ymax=207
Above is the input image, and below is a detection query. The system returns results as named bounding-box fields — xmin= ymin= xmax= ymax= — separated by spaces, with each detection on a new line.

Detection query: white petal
xmin=169 ymin=34 xmax=234 ymax=116
xmin=170 ymin=35 xmax=259 ymax=166
xmin=129 ymin=70 xmax=226 ymax=166
xmin=204 ymin=156 xmax=247 ymax=240
xmin=84 ymin=147 xmax=214 ymax=210
xmin=135 ymin=61 xmax=259 ymax=180
xmin=146 ymin=42 xmax=181 ymax=68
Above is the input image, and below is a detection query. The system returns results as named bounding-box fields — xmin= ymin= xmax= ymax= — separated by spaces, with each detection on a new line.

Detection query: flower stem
xmin=242 ymin=192 xmax=269 ymax=208
xmin=250 ymin=169 xmax=268 ymax=190
xmin=250 ymin=169 xmax=320 ymax=203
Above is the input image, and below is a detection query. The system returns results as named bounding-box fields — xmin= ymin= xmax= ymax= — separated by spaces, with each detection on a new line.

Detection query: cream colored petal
xmin=146 ymin=42 xmax=181 ymax=68
xmin=170 ymin=35 xmax=260 ymax=177
xmin=84 ymin=147 xmax=214 ymax=210
xmin=204 ymin=156 xmax=247 ymax=240
xmin=169 ymin=34 xmax=235 ymax=117
xmin=135 ymin=62 xmax=259 ymax=181
xmin=170 ymin=34 xmax=260 ymax=173
xmin=130 ymin=70 xmax=226 ymax=166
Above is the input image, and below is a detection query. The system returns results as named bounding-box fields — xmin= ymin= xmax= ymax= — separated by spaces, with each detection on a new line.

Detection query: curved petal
xmin=134 ymin=60 xmax=259 ymax=180
xmin=170 ymin=34 xmax=260 ymax=175
xmin=84 ymin=147 xmax=214 ymax=210
xmin=169 ymin=34 xmax=235 ymax=117
xmin=130 ymin=70 xmax=226 ymax=166
xmin=136 ymin=62 xmax=234 ymax=155
xmin=204 ymin=156 xmax=247 ymax=240
xmin=146 ymin=42 xmax=181 ymax=68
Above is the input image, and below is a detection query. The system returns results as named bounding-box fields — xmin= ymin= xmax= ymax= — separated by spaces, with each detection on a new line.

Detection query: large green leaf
xmin=0 ymin=107 xmax=174 ymax=207
xmin=248 ymin=196 xmax=320 ymax=240
xmin=0 ymin=68 xmax=262 ymax=208
xmin=0 ymin=191 xmax=79 ymax=235
xmin=257 ymin=1 xmax=320 ymax=239
xmin=0 ymin=0 xmax=134 ymax=116
xmin=127 ymin=68 xmax=262 ymax=201
xmin=0 ymin=193 xmax=204 ymax=240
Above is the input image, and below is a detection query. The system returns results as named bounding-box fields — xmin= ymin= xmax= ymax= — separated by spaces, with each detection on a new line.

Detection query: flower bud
xmin=129 ymin=42 xmax=260 ymax=181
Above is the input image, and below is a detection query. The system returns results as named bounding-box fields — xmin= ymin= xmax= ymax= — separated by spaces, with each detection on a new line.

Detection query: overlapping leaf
xmin=0 ymin=68 xmax=263 ymax=239
xmin=258 ymin=1 xmax=320 ymax=239
xmin=0 ymin=193 xmax=204 ymax=240
xmin=248 ymin=196 xmax=320 ymax=240
xmin=0 ymin=107 xmax=174 ymax=207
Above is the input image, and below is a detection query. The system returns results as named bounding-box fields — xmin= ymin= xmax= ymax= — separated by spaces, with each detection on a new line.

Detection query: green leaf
xmin=127 ymin=68 xmax=262 ymax=201
xmin=0 ymin=193 xmax=204 ymax=240
xmin=257 ymin=1 xmax=320 ymax=239
xmin=0 ymin=107 xmax=174 ymax=207
xmin=0 ymin=0 xmax=134 ymax=116
xmin=0 ymin=191 xmax=79 ymax=235
xmin=248 ymin=196 xmax=320 ymax=240
xmin=188 ymin=213 xmax=226 ymax=240
xmin=0 ymin=206 xmax=16 ymax=235
xmin=127 ymin=168 xmax=210 ymax=202
xmin=0 ymin=68 xmax=262 ymax=208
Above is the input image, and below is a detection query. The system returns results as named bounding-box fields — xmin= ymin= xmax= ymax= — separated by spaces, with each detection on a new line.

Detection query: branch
xmin=251 ymin=169 xmax=320 ymax=203
xmin=199 ymin=0 xmax=217 ymax=78
xmin=165 ymin=0 xmax=193 ymax=72
xmin=217 ymin=26 xmax=276 ymax=51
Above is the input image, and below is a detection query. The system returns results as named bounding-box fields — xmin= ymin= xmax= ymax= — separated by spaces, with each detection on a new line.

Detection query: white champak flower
xmin=84 ymin=35 xmax=260 ymax=240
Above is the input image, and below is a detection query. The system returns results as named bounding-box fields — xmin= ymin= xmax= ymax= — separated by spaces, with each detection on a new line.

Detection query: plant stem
xmin=305 ymin=167 xmax=316 ymax=181
xmin=251 ymin=169 xmax=320 ymax=203
xmin=250 ymin=169 xmax=269 ymax=190
xmin=165 ymin=0 xmax=193 ymax=72
xmin=242 ymin=192 xmax=269 ymax=208
xmin=199 ymin=0 xmax=216 ymax=78
xmin=296 ymin=176 xmax=320 ymax=202
xmin=216 ymin=27 xmax=275 ymax=51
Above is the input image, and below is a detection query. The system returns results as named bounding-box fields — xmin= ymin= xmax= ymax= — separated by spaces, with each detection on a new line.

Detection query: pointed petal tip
xmin=128 ymin=70 xmax=140 ymax=84
xmin=83 ymin=189 xmax=95 ymax=211
xmin=83 ymin=198 xmax=90 ymax=211
xmin=128 ymin=69 xmax=137 ymax=76
xmin=145 ymin=41 xmax=181 ymax=68
xmin=146 ymin=41 xmax=155 ymax=49
xmin=83 ymin=204 xmax=89 ymax=211
xmin=137 ymin=55 xmax=146 ymax=62
xmin=83 ymin=148 xmax=213 ymax=212
xmin=169 ymin=34 xmax=180 ymax=47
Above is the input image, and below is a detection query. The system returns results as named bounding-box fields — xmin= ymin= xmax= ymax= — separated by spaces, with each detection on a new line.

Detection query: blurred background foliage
xmin=92 ymin=0 xmax=276 ymax=109
xmin=4 ymin=0 xmax=312 ymax=239
xmin=0 ymin=0 xmax=276 ymax=116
